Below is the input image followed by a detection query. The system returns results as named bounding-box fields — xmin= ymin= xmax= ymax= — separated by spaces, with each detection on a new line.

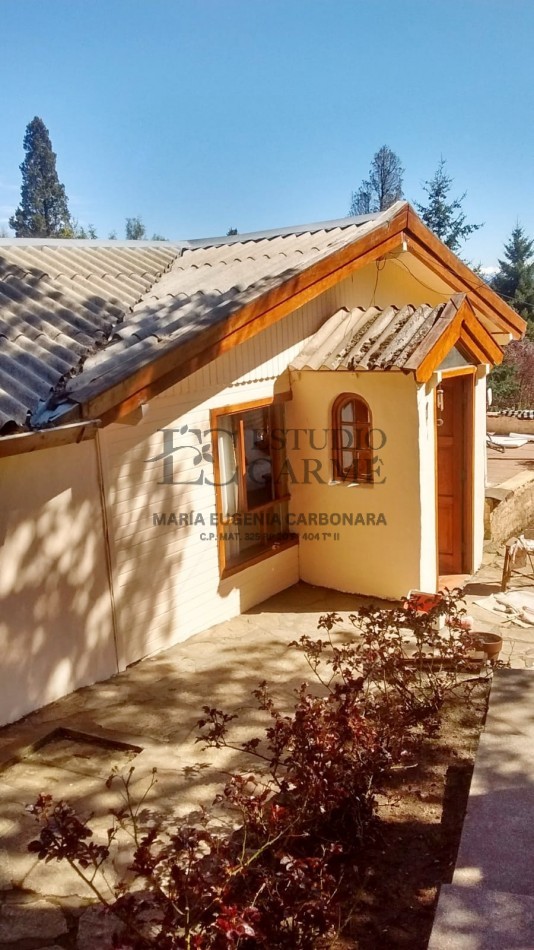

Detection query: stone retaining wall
xmin=485 ymin=471 xmax=534 ymax=542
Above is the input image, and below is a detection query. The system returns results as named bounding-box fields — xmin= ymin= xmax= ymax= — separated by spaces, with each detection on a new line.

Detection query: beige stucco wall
xmin=0 ymin=440 xmax=116 ymax=725
xmin=286 ymin=370 xmax=425 ymax=599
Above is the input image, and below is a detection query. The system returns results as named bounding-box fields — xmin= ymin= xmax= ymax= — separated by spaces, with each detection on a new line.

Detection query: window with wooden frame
xmin=211 ymin=398 xmax=296 ymax=576
xmin=331 ymin=393 xmax=374 ymax=484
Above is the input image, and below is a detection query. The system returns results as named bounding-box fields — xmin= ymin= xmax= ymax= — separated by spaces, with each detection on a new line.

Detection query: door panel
xmin=437 ymin=377 xmax=466 ymax=574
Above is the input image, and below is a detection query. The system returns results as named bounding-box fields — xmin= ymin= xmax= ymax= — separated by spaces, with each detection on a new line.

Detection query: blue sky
xmin=1 ymin=0 xmax=533 ymax=267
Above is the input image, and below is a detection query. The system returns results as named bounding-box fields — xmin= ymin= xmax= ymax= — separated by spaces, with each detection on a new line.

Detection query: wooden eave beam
xmin=76 ymin=207 xmax=410 ymax=425
xmin=457 ymin=328 xmax=491 ymax=366
xmin=406 ymin=207 xmax=525 ymax=337
xmin=462 ymin=307 xmax=504 ymax=364
xmin=0 ymin=420 xmax=100 ymax=459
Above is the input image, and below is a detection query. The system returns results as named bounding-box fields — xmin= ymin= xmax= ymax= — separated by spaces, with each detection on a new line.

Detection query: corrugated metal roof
xmin=0 ymin=245 xmax=179 ymax=430
xmin=0 ymin=205 xmax=401 ymax=431
xmin=290 ymin=302 xmax=448 ymax=372
xmin=66 ymin=214 xmax=390 ymax=406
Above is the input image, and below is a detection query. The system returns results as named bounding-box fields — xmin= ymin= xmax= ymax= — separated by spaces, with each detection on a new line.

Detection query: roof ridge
xmin=0 ymin=202 xmax=408 ymax=252
xmin=187 ymin=201 xmax=408 ymax=249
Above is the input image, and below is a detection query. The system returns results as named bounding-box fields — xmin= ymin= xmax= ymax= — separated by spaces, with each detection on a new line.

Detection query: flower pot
xmin=465 ymin=631 xmax=503 ymax=661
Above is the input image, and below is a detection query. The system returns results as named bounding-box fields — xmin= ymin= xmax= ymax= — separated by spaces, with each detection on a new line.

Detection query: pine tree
xmin=9 ymin=117 xmax=72 ymax=237
xmin=415 ymin=158 xmax=481 ymax=254
xmin=349 ymin=146 xmax=404 ymax=216
xmin=492 ymin=225 xmax=534 ymax=319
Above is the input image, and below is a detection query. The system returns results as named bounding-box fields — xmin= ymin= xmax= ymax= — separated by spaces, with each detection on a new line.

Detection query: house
xmin=0 ymin=202 xmax=525 ymax=725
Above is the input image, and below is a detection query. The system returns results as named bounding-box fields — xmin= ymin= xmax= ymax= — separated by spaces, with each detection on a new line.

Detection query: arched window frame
xmin=331 ymin=393 xmax=374 ymax=484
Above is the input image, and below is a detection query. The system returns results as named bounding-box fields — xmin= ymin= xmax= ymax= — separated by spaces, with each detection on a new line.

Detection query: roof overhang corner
xmin=409 ymin=295 xmax=505 ymax=384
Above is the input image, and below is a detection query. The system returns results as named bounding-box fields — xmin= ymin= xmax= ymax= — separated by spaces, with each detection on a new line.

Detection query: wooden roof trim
xmin=406 ymin=207 xmax=525 ymax=337
xmin=457 ymin=328 xmax=492 ymax=366
xmin=405 ymin=295 xmax=465 ymax=380
xmin=411 ymin=295 xmax=503 ymax=383
xmin=79 ymin=209 xmax=410 ymax=423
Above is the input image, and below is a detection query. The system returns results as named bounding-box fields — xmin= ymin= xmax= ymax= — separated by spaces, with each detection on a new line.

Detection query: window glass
xmin=213 ymin=402 xmax=293 ymax=572
xmin=332 ymin=394 xmax=373 ymax=484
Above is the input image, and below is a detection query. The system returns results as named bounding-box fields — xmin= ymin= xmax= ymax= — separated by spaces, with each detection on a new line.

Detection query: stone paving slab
xmin=0 ymin=898 xmax=68 ymax=944
xmin=428 ymin=884 xmax=534 ymax=949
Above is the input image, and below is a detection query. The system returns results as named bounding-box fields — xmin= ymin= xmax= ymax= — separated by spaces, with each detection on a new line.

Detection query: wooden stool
xmin=501 ymin=537 xmax=534 ymax=591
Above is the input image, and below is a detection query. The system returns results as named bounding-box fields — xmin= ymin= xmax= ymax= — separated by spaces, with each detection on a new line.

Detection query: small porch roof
xmin=290 ymin=293 xmax=504 ymax=382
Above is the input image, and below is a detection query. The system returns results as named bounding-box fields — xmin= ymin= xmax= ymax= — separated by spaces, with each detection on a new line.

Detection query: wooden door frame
xmin=435 ymin=369 xmax=475 ymax=582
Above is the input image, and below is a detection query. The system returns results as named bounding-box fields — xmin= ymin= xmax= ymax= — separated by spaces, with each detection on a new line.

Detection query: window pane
xmin=354 ymin=399 xmax=369 ymax=424
xmin=342 ymin=449 xmax=354 ymax=472
xmin=341 ymin=424 xmax=354 ymax=449
xmin=242 ymin=406 xmax=274 ymax=510
xmin=340 ymin=402 xmax=354 ymax=423
xmin=218 ymin=423 xmax=239 ymax=518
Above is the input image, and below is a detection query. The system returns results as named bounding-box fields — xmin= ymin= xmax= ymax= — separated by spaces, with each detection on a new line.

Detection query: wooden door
xmin=437 ymin=376 xmax=472 ymax=574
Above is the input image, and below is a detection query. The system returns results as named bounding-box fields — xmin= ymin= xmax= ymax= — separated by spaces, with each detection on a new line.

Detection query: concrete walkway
xmin=0 ymin=583 xmax=378 ymax=948
xmin=429 ymin=669 xmax=534 ymax=948
xmin=0 ymin=549 xmax=533 ymax=948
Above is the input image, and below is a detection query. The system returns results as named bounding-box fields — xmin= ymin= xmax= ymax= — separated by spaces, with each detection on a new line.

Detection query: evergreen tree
xmin=9 ymin=117 xmax=72 ymax=237
xmin=349 ymin=146 xmax=404 ymax=216
xmin=415 ymin=158 xmax=481 ymax=254
xmin=492 ymin=225 xmax=534 ymax=319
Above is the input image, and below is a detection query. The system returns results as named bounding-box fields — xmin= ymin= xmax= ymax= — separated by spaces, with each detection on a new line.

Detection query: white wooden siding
xmin=0 ymin=441 xmax=116 ymax=724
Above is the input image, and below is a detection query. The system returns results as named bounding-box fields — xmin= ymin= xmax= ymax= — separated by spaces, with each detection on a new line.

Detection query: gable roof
xmin=0 ymin=202 xmax=526 ymax=443
xmin=290 ymin=294 xmax=503 ymax=381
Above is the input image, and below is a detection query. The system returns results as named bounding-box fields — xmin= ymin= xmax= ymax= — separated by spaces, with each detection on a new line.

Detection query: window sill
xmin=221 ymin=534 xmax=299 ymax=579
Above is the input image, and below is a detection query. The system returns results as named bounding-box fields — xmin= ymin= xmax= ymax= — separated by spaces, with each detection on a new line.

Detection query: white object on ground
xmin=473 ymin=594 xmax=534 ymax=627
xmin=487 ymin=434 xmax=529 ymax=448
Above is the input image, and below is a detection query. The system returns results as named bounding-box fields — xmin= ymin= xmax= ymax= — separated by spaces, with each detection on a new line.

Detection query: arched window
xmin=332 ymin=393 xmax=373 ymax=483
